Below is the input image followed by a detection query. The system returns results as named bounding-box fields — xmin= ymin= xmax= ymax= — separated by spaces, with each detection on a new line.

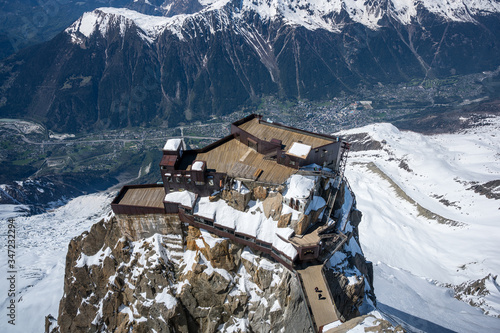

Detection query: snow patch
xmin=164 ymin=190 xmax=196 ymax=207
xmin=287 ymin=142 xmax=311 ymax=159
xmin=163 ymin=138 xmax=182 ymax=151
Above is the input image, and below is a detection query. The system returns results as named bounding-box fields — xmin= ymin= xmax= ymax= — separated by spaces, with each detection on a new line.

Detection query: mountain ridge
xmin=1 ymin=0 xmax=500 ymax=132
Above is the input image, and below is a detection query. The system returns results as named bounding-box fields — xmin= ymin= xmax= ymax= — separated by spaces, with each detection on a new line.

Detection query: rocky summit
xmin=48 ymin=181 xmax=382 ymax=332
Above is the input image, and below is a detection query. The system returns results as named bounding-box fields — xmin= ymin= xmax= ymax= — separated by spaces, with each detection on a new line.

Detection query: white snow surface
xmin=232 ymin=180 xmax=250 ymax=194
xmin=75 ymin=246 xmax=113 ymax=268
xmin=194 ymin=197 xmax=297 ymax=259
xmin=284 ymin=174 xmax=316 ymax=199
xmin=0 ymin=192 xmax=114 ymax=333
xmin=0 ymin=204 xmax=30 ymax=219
xmin=287 ymin=142 xmax=311 ymax=159
xmin=337 ymin=116 xmax=500 ymax=331
xmin=154 ymin=289 xmax=178 ymax=309
xmin=164 ymin=190 xmax=196 ymax=207
xmin=66 ymin=7 xmax=185 ymax=42
xmin=66 ymin=0 xmax=500 ymax=45
xmin=192 ymin=161 xmax=204 ymax=171
xmin=163 ymin=138 xmax=182 ymax=151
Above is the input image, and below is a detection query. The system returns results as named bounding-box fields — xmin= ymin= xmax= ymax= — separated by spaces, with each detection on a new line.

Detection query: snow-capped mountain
xmin=65 ymin=0 xmax=500 ymax=38
xmin=1 ymin=0 xmax=500 ymax=132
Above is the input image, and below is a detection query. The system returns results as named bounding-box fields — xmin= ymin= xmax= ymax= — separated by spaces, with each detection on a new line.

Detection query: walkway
xmin=297 ymin=264 xmax=339 ymax=331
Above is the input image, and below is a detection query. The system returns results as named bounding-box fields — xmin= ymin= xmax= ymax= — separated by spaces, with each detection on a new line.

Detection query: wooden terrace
xmin=111 ymin=185 xmax=166 ymax=215
xmin=187 ymin=139 xmax=297 ymax=184
xmin=238 ymin=117 xmax=335 ymax=151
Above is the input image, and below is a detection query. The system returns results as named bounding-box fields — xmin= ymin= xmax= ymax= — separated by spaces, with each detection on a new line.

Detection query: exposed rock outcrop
xmin=452 ymin=274 xmax=500 ymax=318
xmin=262 ymin=192 xmax=283 ymax=220
xmin=278 ymin=213 xmax=292 ymax=228
xmin=323 ymin=182 xmax=376 ymax=322
xmin=252 ymin=186 xmax=268 ymax=201
xmin=52 ymin=215 xmax=313 ymax=333
xmin=221 ymin=189 xmax=251 ymax=212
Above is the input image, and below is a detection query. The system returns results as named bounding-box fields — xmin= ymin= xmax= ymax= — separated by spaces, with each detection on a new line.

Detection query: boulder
xmin=186 ymin=226 xmax=201 ymax=251
xmin=294 ymin=215 xmax=310 ymax=235
xmin=253 ymin=186 xmax=268 ymax=201
xmin=263 ymin=192 xmax=283 ymax=220
xmin=222 ymin=189 xmax=251 ymax=212
xmin=278 ymin=213 xmax=292 ymax=228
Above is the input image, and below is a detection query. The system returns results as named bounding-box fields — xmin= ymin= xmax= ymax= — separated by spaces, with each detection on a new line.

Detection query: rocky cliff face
xmin=324 ymin=182 xmax=376 ymax=322
xmin=52 ymin=214 xmax=313 ymax=332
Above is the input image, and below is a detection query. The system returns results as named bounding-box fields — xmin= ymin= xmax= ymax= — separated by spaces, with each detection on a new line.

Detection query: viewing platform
xmin=110 ymin=114 xmax=353 ymax=333
xmin=297 ymin=264 xmax=340 ymax=331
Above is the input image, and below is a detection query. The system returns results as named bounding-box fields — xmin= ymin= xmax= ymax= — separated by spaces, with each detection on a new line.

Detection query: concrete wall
xmin=304 ymin=142 xmax=342 ymax=169
xmin=114 ymin=213 xmax=183 ymax=241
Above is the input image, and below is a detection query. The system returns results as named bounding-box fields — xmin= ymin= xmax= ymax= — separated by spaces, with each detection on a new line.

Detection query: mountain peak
xmin=65 ymin=7 xmax=175 ymax=43
xmin=66 ymin=0 xmax=500 ymax=44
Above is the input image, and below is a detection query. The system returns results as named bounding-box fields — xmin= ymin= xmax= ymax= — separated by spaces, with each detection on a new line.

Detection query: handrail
xmin=296 ymin=169 xmax=338 ymax=179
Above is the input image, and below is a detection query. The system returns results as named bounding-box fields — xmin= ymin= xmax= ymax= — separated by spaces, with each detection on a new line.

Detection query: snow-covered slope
xmin=0 ymin=193 xmax=114 ymax=333
xmin=338 ymin=116 xmax=500 ymax=331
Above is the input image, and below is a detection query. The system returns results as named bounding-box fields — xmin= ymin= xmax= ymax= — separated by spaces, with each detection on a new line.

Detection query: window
xmin=166 ymin=177 xmax=172 ymax=182
xmin=208 ymin=179 xmax=214 ymax=186
xmin=290 ymin=160 xmax=296 ymax=166
xmin=186 ymin=178 xmax=192 ymax=184
xmin=175 ymin=177 xmax=181 ymax=183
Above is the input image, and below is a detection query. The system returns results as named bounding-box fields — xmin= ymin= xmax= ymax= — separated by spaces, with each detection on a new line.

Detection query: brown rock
xmin=294 ymin=215 xmax=310 ymax=235
xmin=253 ymin=186 xmax=268 ymax=201
xmin=222 ymin=189 xmax=251 ymax=212
xmin=45 ymin=315 xmax=57 ymax=333
xmin=262 ymin=192 xmax=283 ymax=220
xmin=205 ymin=239 xmax=237 ymax=271
xmin=209 ymin=192 xmax=221 ymax=202
xmin=277 ymin=213 xmax=292 ymax=228
xmin=186 ymin=226 xmax=201 ymax=251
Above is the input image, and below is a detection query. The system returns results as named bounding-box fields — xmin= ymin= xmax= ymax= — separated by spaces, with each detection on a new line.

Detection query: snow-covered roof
xmin=192 ymin=161 xmax=204 ymax=171
xmin=287 ymin=142 xmax=311 ymax=159
xmin=284 ymin=174 xmax=316 ymax=199
xmin=194 ymin=196 xmax=298 ymax=260
xmin=194 ymin=197 xmax=219 ymax=220
xmin=164 ymin=191 xmax=196 ymax=208
xmin=163 ymin=138 xmax=182 ymax=151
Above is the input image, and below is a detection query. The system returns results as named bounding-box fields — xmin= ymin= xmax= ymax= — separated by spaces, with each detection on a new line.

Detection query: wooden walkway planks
xmin=289 ymin=223 xmax=323 ymax=247
xmin=297 ymin=264 xmax=339 ymax=330
xmin=195 ymin=139 xmax=249 ymax=173
xmin=238 ymin=118 xmax=334 ymax=151
xmin=118 ymin=187 xmax=165 ymax=208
